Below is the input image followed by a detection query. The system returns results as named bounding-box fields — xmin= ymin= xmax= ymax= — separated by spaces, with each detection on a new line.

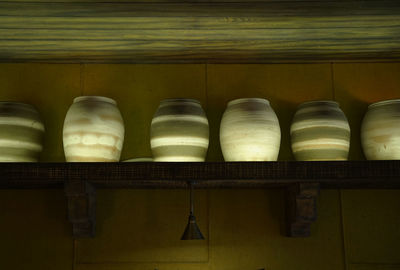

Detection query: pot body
xmin=63 ymin=96 xmax=125 ymax=162
xmin=151 ymin=99 xmax=209 ymax=161
xmin=361 ymin=99 xmax=400 ymax=160
xmin=0 ymin=102 xmax=45 ymax=161
xmin=220 ymin=98 xmax=281 ymax=161
xmin=290 ymin=101 xmax=350 ymax=161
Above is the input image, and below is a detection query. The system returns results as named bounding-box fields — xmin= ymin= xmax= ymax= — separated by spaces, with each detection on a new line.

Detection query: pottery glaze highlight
xmin=361 ymin=99 xmax=400 ymax=160
xmin=220 ymin=98 xmax=281 ymax=161
xmin=150 ymin=98 xmax=209 ymax=161
xmin=290 ymin=100 xmax=350 ymax=161
xmin=0 ymin=102 xmax=45 ymax=162
xmin=63 ymin=96 xmax=125 ymax=162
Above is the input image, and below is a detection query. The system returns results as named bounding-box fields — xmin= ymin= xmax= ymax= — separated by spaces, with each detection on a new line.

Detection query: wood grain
xmin=0 ymin=1 xmax=399 ymax=62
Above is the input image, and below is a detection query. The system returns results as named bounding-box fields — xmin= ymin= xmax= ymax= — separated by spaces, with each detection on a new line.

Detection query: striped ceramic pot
xmin=63 ymin=96 xmax=125 ymax=162
xmin=0 ymin=102 xmax=45 ymax=162
xmin=150 ymin=99 xmax=209 ymax=161
xmin=361 ymin=99 xmax=400 ymax=160
xmin=220 ymin=98 xmax=281 ymax=161
xmin=290 ymin=100 xmax=350 ymax=161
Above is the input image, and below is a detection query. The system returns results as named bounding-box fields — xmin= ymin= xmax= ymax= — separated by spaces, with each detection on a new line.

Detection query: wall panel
xmin=0 ymin=190 xmax=74 ymax=270
xmin=0 ymin=62 xmax=399 ymax=270
xmin=333 ymin=62 xmax=400 ymax=268
xmin=209 ymin=189 xmax=345 ymax=270
xmin=341 ymin=190 xmax=400 ymax=265
xmin=76 ymin=190 xmax=209 ymax=264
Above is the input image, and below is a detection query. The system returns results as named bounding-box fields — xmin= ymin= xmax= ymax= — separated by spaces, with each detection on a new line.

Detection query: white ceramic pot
xmin=361 ymin=99 xmax=400 ymax=160
xmin=63 ymin=96 xmax=125 ymax=162
xmin=0 ymin=102 xmax=45 ymax=162
xmin=220 ymin=98 xmax=281 ymax=161
xmin=150 ymin=98 xmax=209 ymax=161
xmin=290 ymin=100 xmax=350 ymax=161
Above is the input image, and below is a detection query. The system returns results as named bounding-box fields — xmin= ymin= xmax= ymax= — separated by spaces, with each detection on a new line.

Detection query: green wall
xmin=0 ymin=63 xmax=399 ymax=270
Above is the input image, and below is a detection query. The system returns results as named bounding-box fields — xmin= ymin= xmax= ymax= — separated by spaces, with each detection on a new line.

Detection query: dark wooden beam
xmin=0 ymin=161 xmax=400 ymax=189
xmin=0 ymin=1 xmax=400 ymax=62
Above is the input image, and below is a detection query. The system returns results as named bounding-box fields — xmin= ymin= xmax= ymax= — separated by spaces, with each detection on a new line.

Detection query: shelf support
xmin=64 ymin=178 xmax=96 ymax=238
xmin=285 ymin=182 xmax=320 ymax=237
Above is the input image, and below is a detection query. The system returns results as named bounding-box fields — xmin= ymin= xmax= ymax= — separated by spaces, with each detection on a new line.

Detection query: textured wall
xmin=0 ymin=63 xmax=399 ymax=270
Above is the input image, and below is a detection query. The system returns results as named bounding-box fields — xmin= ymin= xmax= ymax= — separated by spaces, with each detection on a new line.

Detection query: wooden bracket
xmin=64 ymin=179 xmax=96 ymax=238
xmin=285 ymin=182 xmax=320 ymax=237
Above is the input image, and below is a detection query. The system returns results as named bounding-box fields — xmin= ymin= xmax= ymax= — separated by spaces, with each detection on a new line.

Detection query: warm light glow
xmin=63 ymin=96 xmax=125 ymax=162
xmin=362 ymin=99 xmax=400 ymax=160
xmin=220 ymin=98 xmax=281 ymax=161
xmin=0 ymin=102 xmax=44 ymax=162
xmin=151 ymin=99 xmax=209 ymax=162
xmin=290 ymin=100 xmax=350 ymax=161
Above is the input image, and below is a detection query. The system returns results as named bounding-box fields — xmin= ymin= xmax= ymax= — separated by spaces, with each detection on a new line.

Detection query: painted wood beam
xmin=0 ymin=1 xmax=400 ymax=62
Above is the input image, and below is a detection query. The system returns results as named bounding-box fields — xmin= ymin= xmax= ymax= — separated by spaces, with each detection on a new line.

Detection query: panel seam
xmin=79 ymin=63 xmax=85 ymax=95
xmin=339 ymin=190 xmax=349 ymax=270
xmin=331 ymin=62 xmax=335 ymax=100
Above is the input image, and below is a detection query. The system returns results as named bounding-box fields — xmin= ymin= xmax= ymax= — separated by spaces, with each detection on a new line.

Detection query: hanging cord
xmin=190 ymin=181 xmax=194 ymax=216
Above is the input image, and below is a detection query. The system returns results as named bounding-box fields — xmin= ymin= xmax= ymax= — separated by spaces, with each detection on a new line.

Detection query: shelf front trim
xmin=1 ymin=161 xmax=399 ymax=189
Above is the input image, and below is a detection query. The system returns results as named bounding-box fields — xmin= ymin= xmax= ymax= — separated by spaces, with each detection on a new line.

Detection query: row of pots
xmin=0 ymin=96 xmax=399 ymax=162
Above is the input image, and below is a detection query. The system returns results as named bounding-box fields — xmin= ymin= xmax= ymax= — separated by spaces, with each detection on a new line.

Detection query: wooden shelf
xmin=2 ymin=161 xmax=399 ymax=238
xmin=1 ymin=161 xmax=399 ymax=189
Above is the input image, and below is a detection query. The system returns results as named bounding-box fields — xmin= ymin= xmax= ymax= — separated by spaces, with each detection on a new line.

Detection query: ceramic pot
xmin=220 ymin=98 xmax=281 ymax=161
xmin=63 ymin=96 xmax=125 ymax=162
xmin=361 ymin=99 xmax=400 ymax=160
xmin=150 ymin=98 xmax=209 ymax=161
xmin=290 ymin=100 xmax=350 ymax=161
xmin=0 ymin=102 xmax=45 ymax=162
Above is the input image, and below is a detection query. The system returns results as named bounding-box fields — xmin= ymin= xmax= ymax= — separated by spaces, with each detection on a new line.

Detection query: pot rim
xmin=0 ymin=101 xmax=38 ymax=110
xmin=73 ymin=96 xmax=117 ymax=105
xmin=123 ymin=157 xmax=153 ymax=162
xmin=368 ymin=99 xmax=400 ymax=109
xmin=160 ymin=98 xmax=201 ymax=104
xmin=227 ymin=98 xmax=270 ymax=106
xmin=297 ymin=100 xmax=339 ymax=109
